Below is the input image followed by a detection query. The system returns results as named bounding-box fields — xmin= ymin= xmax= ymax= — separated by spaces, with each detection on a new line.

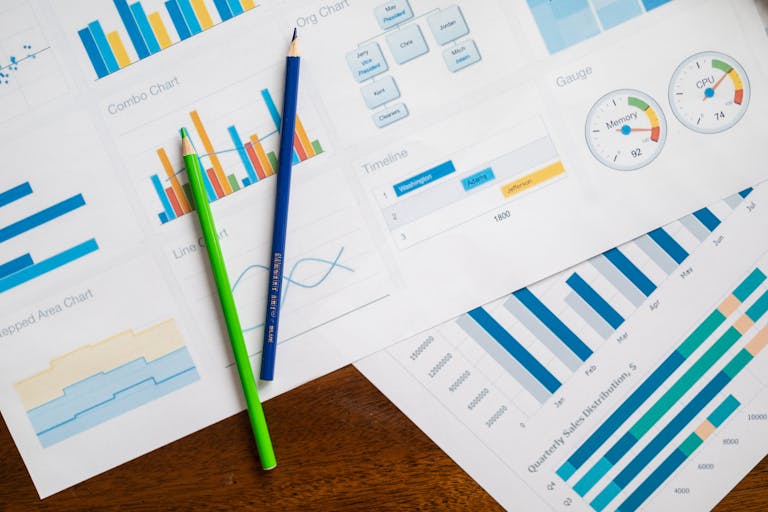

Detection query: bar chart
xmin=557 ymin=263 xmax=768 ymax=511
xmin=149 ymin=88 xmax=324 ymax=224
xmin=77 ymin=0 xmax=259 ymax=78
xmin=447 ymin=189 xmax=752 ymax=409
xmin=0 ymin=181 xmax=99 ymax=294
xmin=14 ymin=319 xmax=199 ymax=447
xmin=526 ymin=0 xmax=674 ymax=54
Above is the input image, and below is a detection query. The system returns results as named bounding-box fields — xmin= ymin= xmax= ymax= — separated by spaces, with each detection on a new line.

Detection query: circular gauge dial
xmin=669 ymin=51 xmax=750 ymax=133
xmin=585 ymin=89 xmax=668 ymax=171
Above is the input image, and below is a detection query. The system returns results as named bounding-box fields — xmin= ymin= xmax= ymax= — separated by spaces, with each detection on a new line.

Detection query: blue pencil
xmin=260 ymin=29 xmax=300 ymax=381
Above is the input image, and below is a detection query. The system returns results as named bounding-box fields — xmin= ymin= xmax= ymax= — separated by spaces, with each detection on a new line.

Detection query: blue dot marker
xmin=705 ymin=87 xmax=715 ymax=98
xmin=621 ymin=125 xmax=632 ymax=135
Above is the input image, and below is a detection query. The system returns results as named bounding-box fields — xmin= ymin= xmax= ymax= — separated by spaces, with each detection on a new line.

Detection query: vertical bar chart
xmin=149 ymin=88 xmax=325 ymax=224
xmin=0 ymin=182 xmax=99 ymax=293
xmin=77 ymin=0 xmax=260 ymax=78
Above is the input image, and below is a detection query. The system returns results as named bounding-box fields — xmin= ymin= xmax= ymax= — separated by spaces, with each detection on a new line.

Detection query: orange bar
xmin=241 ymin=0 xmax=256 ymax=10
xmin=157 ymin=148 xmax=190 ymax=212
xmin=293 ymin=131 xmax=308 ymax=161
xmin=718 ymin=294 xmax=741 ymax=317
xmin=206 ymin=168 xmax=225 ymax=198
xmin=244 ymin=142 xmax=267 ymax=180
xmin=165 ymin=187 xmax=184 ymax=217
xmin=695 ymin=420 xmax=716 ymax=440
xmin=190 ymin=110 xmax=232 ymax=194
xmin=745 ymin=325 xmax=768 ymax=356
xmin=148 ymin=12 xmax=173 ymax=49
xmin=295 ymin=116 xmax=315 ymax=158
xmin=733 ymin=314 xmax=755 ymax=335
xmin=191 ymin=0 xmax=214 ymax=29
xmin=250 ymin=134 xmax=274 ymax=176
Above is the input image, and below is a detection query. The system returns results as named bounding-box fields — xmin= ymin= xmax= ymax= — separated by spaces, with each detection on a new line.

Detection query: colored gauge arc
xmin=585 ymin=89 xmax=668 ymax=171
xmin=669 ymin=51 xmax=750 ymax=134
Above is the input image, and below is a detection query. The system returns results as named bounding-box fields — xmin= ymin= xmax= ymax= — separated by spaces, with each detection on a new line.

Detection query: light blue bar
xmin=461 ymin=168 xmax=495 ymax=191
xmin=129 ymin=2 xmax=161 ymax=54
xmin=708 ymin=395 xmax=740 ymax=427
xmin=593 ymin=0 xmax=643 ymax=29
xmin=177 ymin=0 xmax=203 ymax=34
xmin=557 ymin=461 xmax=576 ymax=481
xmin=574 ymin=457 xmax=612 ymax=497
xmin=226 ymin=0 xmax=244 ymax=15
xmin=591 ymin=480 xmax=622 ymax=511
xmin=151 ymin=175 xmax=176 ymax=221
xmin=526 ymin=0 xmax=601 ymax=53
xmin=261 ymin=88 xmax=282 ymax=131
xmin=227 ymin=125 xmax=257 ymax=183
xmin=394 ymin=161 xmax=456 ymax=197
xmin=0 ymin=240 xmax=99 ymax=293
xmin=87 ymin=22 xmax=120 ymax=74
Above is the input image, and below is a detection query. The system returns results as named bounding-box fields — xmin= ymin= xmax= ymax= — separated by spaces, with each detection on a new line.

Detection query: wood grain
xmin=0 ymin=366 xmax=765 ymax=511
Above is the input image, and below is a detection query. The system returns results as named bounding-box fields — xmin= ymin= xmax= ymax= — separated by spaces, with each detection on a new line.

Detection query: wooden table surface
xmin=1 ymin=366 xmax=766 ymax=511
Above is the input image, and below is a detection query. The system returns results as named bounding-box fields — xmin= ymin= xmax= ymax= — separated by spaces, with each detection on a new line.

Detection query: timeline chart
xmin=380 ymin=134 xmax=566 ymax=247
xmin=0 ymin=182 xmax=98 ymax=294
xmin=14 ymin=319 xmax=199 ymax=447
xmin=77 ymin=0 xmax=259 ymax=78
xmin=617 ymin=395 xmax=740 ymax=512
xmin=526 ymin=0 xmax=674 ymax=54
xmin=558 ymin=264 xmax=768 ymax=511
xmin=436 ymin=189 xmax=751 ymax=409
xmin=151 ymin=88 xmax=324 ymax=224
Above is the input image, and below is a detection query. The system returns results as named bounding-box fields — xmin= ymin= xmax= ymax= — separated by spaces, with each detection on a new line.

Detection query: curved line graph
xmin=230 ymin=246 xmax=355 ymax=333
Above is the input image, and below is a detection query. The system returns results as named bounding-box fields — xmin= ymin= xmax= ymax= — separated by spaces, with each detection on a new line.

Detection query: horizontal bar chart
xmin=150 ymin=88 xmax=324 ymax=224
xmin=526 ymin=0 xmax=674 ymax=54
xmin=78 ymin=0 xmax=259 ymax=78
xmin=0 ymin=182 xmax=99 ymax=294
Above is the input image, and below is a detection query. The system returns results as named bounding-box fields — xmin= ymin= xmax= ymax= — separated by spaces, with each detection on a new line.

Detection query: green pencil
xmin=181 ymin=128 xmax=276 ymax=470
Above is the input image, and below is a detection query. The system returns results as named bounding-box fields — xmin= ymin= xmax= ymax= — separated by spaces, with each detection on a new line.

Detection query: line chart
xmin=230 ymin=246 xmax=355 ymax=333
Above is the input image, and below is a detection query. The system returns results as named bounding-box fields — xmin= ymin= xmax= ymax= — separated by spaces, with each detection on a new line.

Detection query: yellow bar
xmin=500 ymin=161 xmax=565 ymax=199
xmin=191 ymin=0 xmax=214 ymax=29
xmin=241 ymin=0 xmax=257 ymax=10
xmin=190 ymin=110 xmax=233 ymax=194
xmin=645 ymin=107 xmax=660 ymax=127
xmin=106 ymin=31 xmax=131 ymax=68
xmin=148 ymin=12 xmax=173 ymax=49
xmin=745 ymin=325 xmax=768 ymax=356
xmin=295 ymin=116 xmax=315 ymax=158
xmin=157 ymin=148 xmax=191 ymax=212
xmin=694 ymin=420 xmax=716 ymax=440
xmin=728 ymin=69 xmax=744 ymax=90
xmin=250 ymin=134 xmax=274 ymax=176
xmin=14 ymin=320 xmax=185 ymax=409
xmin=718 ymin=294 xmax=741 ymax=317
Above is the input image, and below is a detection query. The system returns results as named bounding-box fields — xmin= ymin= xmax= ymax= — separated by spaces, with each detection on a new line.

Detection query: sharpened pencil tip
xmin=180 ymin=127 xmax=189 ymax=139
xmin=292 ymin=28 xmax=297 ymax=41
xmin=181 ymin=129 xmax=195 ymax=156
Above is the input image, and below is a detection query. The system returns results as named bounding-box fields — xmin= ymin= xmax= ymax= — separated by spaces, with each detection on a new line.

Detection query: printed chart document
xmin=357 ymin=184 xmax=768 ymax=511
xmin=2 ymin=0 xmax=768 ymax=498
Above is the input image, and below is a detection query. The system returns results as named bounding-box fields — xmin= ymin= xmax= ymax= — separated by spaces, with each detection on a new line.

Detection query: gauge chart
xmin=669 ymin=51 xmax=750 ymax=134
xmin=585 ymin=89 xmax=667 ymax=171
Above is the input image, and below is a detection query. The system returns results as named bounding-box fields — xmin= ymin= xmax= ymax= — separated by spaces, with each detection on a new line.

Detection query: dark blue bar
xmin=692 ymin=208 xmax=721 ymax=232
xmin=213 ymin=0 xmax=233 ymax=20
xmin=566 ymin=273 xmax=624 ymax=329
xmin=739 ymin=188 xmax=753 ymax=198
xmin=605 ymin=430 xmax=638 ymax=464
xmin=0 ymin=254 xmax=34 ymax=278
xmin=648 ymin=228 xmax=688 ymax=265
xmin=87 ymin=22 xmax=119 ymax=74
xmin=177 ymin=0 xmax=203 ymax=34
xmin=0 ymin=194 xmax=86 ymax=243
xmin=77 ymin=28 xmax=109 ymax=78
xmin=227 ymin=0 xmax=244 ymax=15
xmin=130 ymin=2 xmax=161 ymax=54
xmin=563 ymin=351 xmax=685 ymax=471
xmin=603 ymin=248 xmax=656 ymax=297
xmin=613 ymin=371 xmax=730 ymax=489
xmin=467 ymin=307 xmax=561 ymax=393
xmin=165 ymin=0 xmax=191 ymax=40
xmin=114 ymin=0 xmax=150 ymax=59
xmin=0 ymin=182 xmax=32 ymax=207
xmin=617 ymin=448 xmax=687 ymax=512
xmin=512 ymin=288 xmax=592 ymax=361
xmin=394 ymin=161 xmax=456 ymax=197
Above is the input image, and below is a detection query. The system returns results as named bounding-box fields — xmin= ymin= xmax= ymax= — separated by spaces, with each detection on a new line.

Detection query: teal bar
xmin=708 ymin=395 xmax=740 ymax=427
xmin=746 ymin=290 xmax=768 ymax=322
xmin=557 ymin=461 xmax=576 ymax=480
xmin=591 ymin=480 xmax=622 ymax=511
xmin=733 ymin=268 xmax=766 ymax=302
xmin=574 ymin=457 xmax=612 ymax=497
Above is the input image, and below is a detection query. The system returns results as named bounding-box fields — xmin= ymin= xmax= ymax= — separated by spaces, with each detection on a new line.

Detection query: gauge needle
xmin=617 ymin=127 xmax=653 ymax=133
xmin=704 ymin=71 xmax=729 ymax=101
